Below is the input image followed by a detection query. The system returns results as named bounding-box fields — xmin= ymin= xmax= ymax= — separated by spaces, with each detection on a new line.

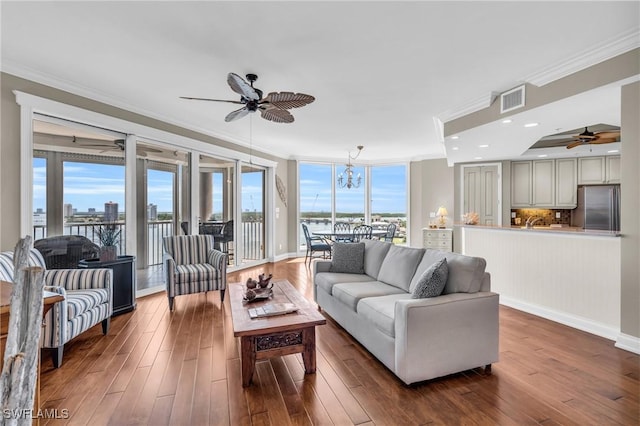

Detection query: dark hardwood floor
xmin=38 ymin=258 xmax=639 ymax=425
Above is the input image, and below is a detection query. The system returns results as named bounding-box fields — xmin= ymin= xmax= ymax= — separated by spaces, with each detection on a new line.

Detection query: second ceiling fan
xmin=180 ymin=73 xmax=315 ymax=124
xmin=566 ymin=127 xmax=620 ymax=149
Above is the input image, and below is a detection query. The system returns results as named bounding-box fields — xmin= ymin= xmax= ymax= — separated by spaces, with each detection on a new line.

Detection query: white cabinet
xmin=423 ymin=229 xmax=452 ymax=252
xmin=532 ymin=160 xmax=555 ymax=206
xmin=511 ymin=160 xmax=559 ymax=208
xmin=578 ymin=156 xmax=620 ymax=184
xmin=511 ymin=161 xmax=532 ymax=207
xmin=578 ymin=157 xmax=606 ymax=184
xmin=555 ymin=158 xmax=577 ymax=207
xmin=606 ymin=156 xmax=621 ymax=184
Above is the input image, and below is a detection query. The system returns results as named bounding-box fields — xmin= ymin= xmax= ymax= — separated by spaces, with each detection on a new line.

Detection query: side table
xmin=78 ymin=255 xmax=136 ymax=316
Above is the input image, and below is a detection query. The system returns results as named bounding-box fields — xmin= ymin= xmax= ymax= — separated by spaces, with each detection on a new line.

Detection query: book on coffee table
xmin=248 ymin=302 xmax=299 ymax=319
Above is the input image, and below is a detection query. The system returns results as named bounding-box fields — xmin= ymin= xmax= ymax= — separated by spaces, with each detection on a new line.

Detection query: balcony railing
xmin=33 ymin=219 xmax=263 ymax=266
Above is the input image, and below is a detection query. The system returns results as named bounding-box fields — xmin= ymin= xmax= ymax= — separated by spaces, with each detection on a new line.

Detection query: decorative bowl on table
xmin=243 ymin=275 xmax=274 ymax=302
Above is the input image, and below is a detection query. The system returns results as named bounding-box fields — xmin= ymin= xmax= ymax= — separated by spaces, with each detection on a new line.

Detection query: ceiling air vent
xmin=500 ymin=85 xmax=525 ymax=114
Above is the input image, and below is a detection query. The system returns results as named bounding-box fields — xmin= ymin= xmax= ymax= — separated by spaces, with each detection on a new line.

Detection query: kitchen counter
xmin=455 ymin=223 xmax=620 ymax=237
xmin=459 ymin=225 xmax=621 ymax=341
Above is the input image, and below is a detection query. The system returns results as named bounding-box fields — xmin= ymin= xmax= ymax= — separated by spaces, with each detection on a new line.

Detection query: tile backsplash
xmin=511 ymin=208 xmax=572 ymax=226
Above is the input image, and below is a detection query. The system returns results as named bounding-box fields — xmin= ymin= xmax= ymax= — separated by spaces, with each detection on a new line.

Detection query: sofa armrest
xmin=313 ymin=260 xmax=332 ymax=276
xmin=207 ymin=249 xmax=228 ymax=290
xmin=394 ymin=292 xmax=499 ymax=384
xmin=44 ymin=268 xmax=113 ymax=292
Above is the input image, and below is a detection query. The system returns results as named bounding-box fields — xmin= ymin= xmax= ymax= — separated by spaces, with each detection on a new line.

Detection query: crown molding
xmin=525 ymin=28 xmax=640 ymax=87
xmin=436 ymin=28 xmax=640 ymax=124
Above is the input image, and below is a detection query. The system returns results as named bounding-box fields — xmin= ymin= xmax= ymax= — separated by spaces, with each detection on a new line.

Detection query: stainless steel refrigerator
xmin=572 ymin=185 xmax=620 ymax=231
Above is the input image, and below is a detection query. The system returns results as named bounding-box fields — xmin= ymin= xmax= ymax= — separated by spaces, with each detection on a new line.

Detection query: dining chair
xmin=382 ymin=223 xmax=397 ymax=242
xmin=333 ymin=221 xmax=352 ymax=242
xmin=352 ymin=224 xmax=373 ymax=242
xmin=301 ymin=223 xmax=332 ymax=265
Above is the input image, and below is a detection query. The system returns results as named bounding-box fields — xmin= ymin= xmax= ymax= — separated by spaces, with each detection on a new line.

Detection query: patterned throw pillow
xmin=412 ymin=258 xmax=448 ymax=298
xmin=330 ymin=242 xmax=365 ymax=274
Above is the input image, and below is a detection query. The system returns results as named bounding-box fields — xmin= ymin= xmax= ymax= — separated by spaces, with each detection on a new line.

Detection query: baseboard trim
xmin=499 ymin=296 xmax=619 ymax=342
xmin=273 ymin=252 xmax=298 ymax=262
xmin=615 ymin=333 xmax=640 ymax=355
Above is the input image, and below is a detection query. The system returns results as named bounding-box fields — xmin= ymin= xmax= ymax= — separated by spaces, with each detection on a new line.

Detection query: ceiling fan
xmin=566 ymin=127 xmax=620 ymax=149
xmin=180 ymin=73 xmax=315 ymax=123
xmin=72 ymin=137 xmax=162 ymax=156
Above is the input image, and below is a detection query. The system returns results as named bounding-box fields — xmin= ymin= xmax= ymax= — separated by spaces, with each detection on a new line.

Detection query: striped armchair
xmin=0 ymin=248 xmax=112 ymax=368
xmin=163 ymin=234 xmax=228 ymax=311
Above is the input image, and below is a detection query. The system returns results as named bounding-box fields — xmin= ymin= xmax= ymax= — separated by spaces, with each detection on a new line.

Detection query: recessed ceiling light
xmin=478 ymin=144 xmax=489 ymax=148
xmin=537 ymin=154 xmax=548 ymax=158
xmin=451 ymin=135 xmax=459 ymax=140
xmin=524 ymin=122 xmax=539 ymax=128
xmin=502 ymin=119 xmax=512 ymax=124
xmin=452 ymin=147 xmax=459 ymax=151
xmin=474 ymin=157 xmax=482 ymax=160
xmin=608 ymin=149 xmax=619 ymax=153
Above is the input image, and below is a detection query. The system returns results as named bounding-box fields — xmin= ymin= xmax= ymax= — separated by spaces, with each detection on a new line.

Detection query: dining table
xmin=312 ymin=229 xmax=387 ymax=241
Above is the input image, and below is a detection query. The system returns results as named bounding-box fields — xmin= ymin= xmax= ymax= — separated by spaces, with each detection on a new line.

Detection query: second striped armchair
xmin=163 ymin=234 xmax=228 ymax=311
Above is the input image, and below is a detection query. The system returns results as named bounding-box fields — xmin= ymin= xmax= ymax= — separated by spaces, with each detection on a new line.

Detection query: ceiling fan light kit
xmin=181 ymin=72 xmax=315 ymax=124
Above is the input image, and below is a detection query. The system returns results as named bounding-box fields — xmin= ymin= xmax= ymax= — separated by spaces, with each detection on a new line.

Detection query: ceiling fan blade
xmin=590 ymin=138 xmax=618 ymax=144
xmin=594 ymin=131 xmax=620 ymax=139
xmin=261 ymin=92 xmax=315 ymax=110
xmin=259 ymin=105 xmax=294 ymax=123
xmin=227 ymin=73 xmax=259 ymax=101
xmin=225 ymin=106 xmax=251 ymax=122
xmin=566 ymin=140 xmax=584 ymax=149
xmin=573 ymin=134 xmax=597 ymax=140
xmin=180 ymin=96 xmax=244 ymax=104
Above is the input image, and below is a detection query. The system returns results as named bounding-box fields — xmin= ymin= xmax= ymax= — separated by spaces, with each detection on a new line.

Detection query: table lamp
xmin=437 ymin=206 xmax=448 ymax=228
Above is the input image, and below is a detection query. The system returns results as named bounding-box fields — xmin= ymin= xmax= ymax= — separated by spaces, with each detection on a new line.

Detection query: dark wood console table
xmin=78 ymin=255 xmax=136 ymax=316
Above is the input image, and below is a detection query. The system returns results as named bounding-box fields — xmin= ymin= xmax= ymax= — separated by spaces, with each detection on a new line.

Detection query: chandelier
xmin=337 ymin=145 xmax=364 ymax=189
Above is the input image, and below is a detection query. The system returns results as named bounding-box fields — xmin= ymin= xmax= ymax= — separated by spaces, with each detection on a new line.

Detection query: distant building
xmin=88 ymin=208 xmax=96 ymax=214
xmin=63 ymin=203 xmax=73 ymax=217
xmin=147 ymin=203 xmax=158 ymax=221
xmin=35 ymin=208 xmax=44 ymax=214
xmin=104 ymin=201 xmax=118 ymax=222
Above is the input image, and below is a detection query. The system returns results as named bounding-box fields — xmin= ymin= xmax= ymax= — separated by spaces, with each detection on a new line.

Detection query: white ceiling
xmin=2 ymin=1 xmax=639 ymax=164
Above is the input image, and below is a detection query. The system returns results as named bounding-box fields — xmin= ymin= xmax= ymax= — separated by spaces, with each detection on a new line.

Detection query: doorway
xmin=462 ymin=164 xmax=501 ymax=226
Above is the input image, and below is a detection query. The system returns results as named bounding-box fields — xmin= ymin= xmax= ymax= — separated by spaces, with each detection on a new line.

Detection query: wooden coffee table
xmin=229 ymin=279 xmax=326 ymax=387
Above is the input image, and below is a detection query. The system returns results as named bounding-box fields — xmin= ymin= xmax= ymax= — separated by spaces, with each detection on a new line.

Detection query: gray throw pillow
xmin=330 ymin=242 xmax=365 ymax=274
xmin=412 ymin=258 xmax=448 ymax=298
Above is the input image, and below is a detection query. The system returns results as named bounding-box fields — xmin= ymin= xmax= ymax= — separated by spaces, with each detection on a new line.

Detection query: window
xmin=33 ymin=157 xmax=47 ymax=239
xmin=371 ymin=165 xmax=407 ymax=243
xmin=299 ymin=161 xmax=408 ymax=248
xmin=299 ymin=163 xmax=332 ymax=247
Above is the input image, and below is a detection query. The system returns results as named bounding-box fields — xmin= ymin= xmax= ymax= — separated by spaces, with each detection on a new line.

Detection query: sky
xmin=300 ymin=163 xmax=407 ymax=214
xmin=33 ymin=159 xmax=404 ymax=215
xmin=33 ymin=158 xmax=264 ymax=214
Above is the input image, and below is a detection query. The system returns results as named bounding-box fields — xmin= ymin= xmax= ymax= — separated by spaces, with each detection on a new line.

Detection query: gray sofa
xmin=313 ymin=239 xmax=499 ymax=385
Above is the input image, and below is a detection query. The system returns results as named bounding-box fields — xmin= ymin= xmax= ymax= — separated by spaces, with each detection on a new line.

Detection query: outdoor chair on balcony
xmin=180 ymin=221 xmax=190 ymax=235
xmin=162 ymin=234 xmax=228 ymax=311
xmin=0 ymin=247 xmax=112 ymax=368
xmin=352 ymin=224 xmax=373 ymax=242
xmin=34 ymin=235 xmax=100 ymax=269
xmin=302 ymin=223 xmax=332 ymax=265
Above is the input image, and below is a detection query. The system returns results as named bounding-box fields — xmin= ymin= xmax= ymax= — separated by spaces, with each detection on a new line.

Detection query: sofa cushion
xmin=330 ymin=242 xmax=365 ymax=274
xmin=357 ymin=294 xmax=413 ymax=338
xmin=66 ymin=289 xmax=110 ymax=319
xmin=315 ymin=272 xmax=374 ymax=295
xmin=332 ymin=281 xmax=405 ymax=311
xmin=362 ymin=239 xmax=392 ymax=279
xmin=377 ymin=245 xmax=425 ymax=291
xmin=410 ymin=249 xmax=486 ymax=294
xmin=412 ymin=258 xmax=448 ymax=298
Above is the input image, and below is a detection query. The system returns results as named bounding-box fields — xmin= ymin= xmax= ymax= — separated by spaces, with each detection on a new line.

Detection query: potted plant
xmin=94 ymin=222 xmax=121 ymax=261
